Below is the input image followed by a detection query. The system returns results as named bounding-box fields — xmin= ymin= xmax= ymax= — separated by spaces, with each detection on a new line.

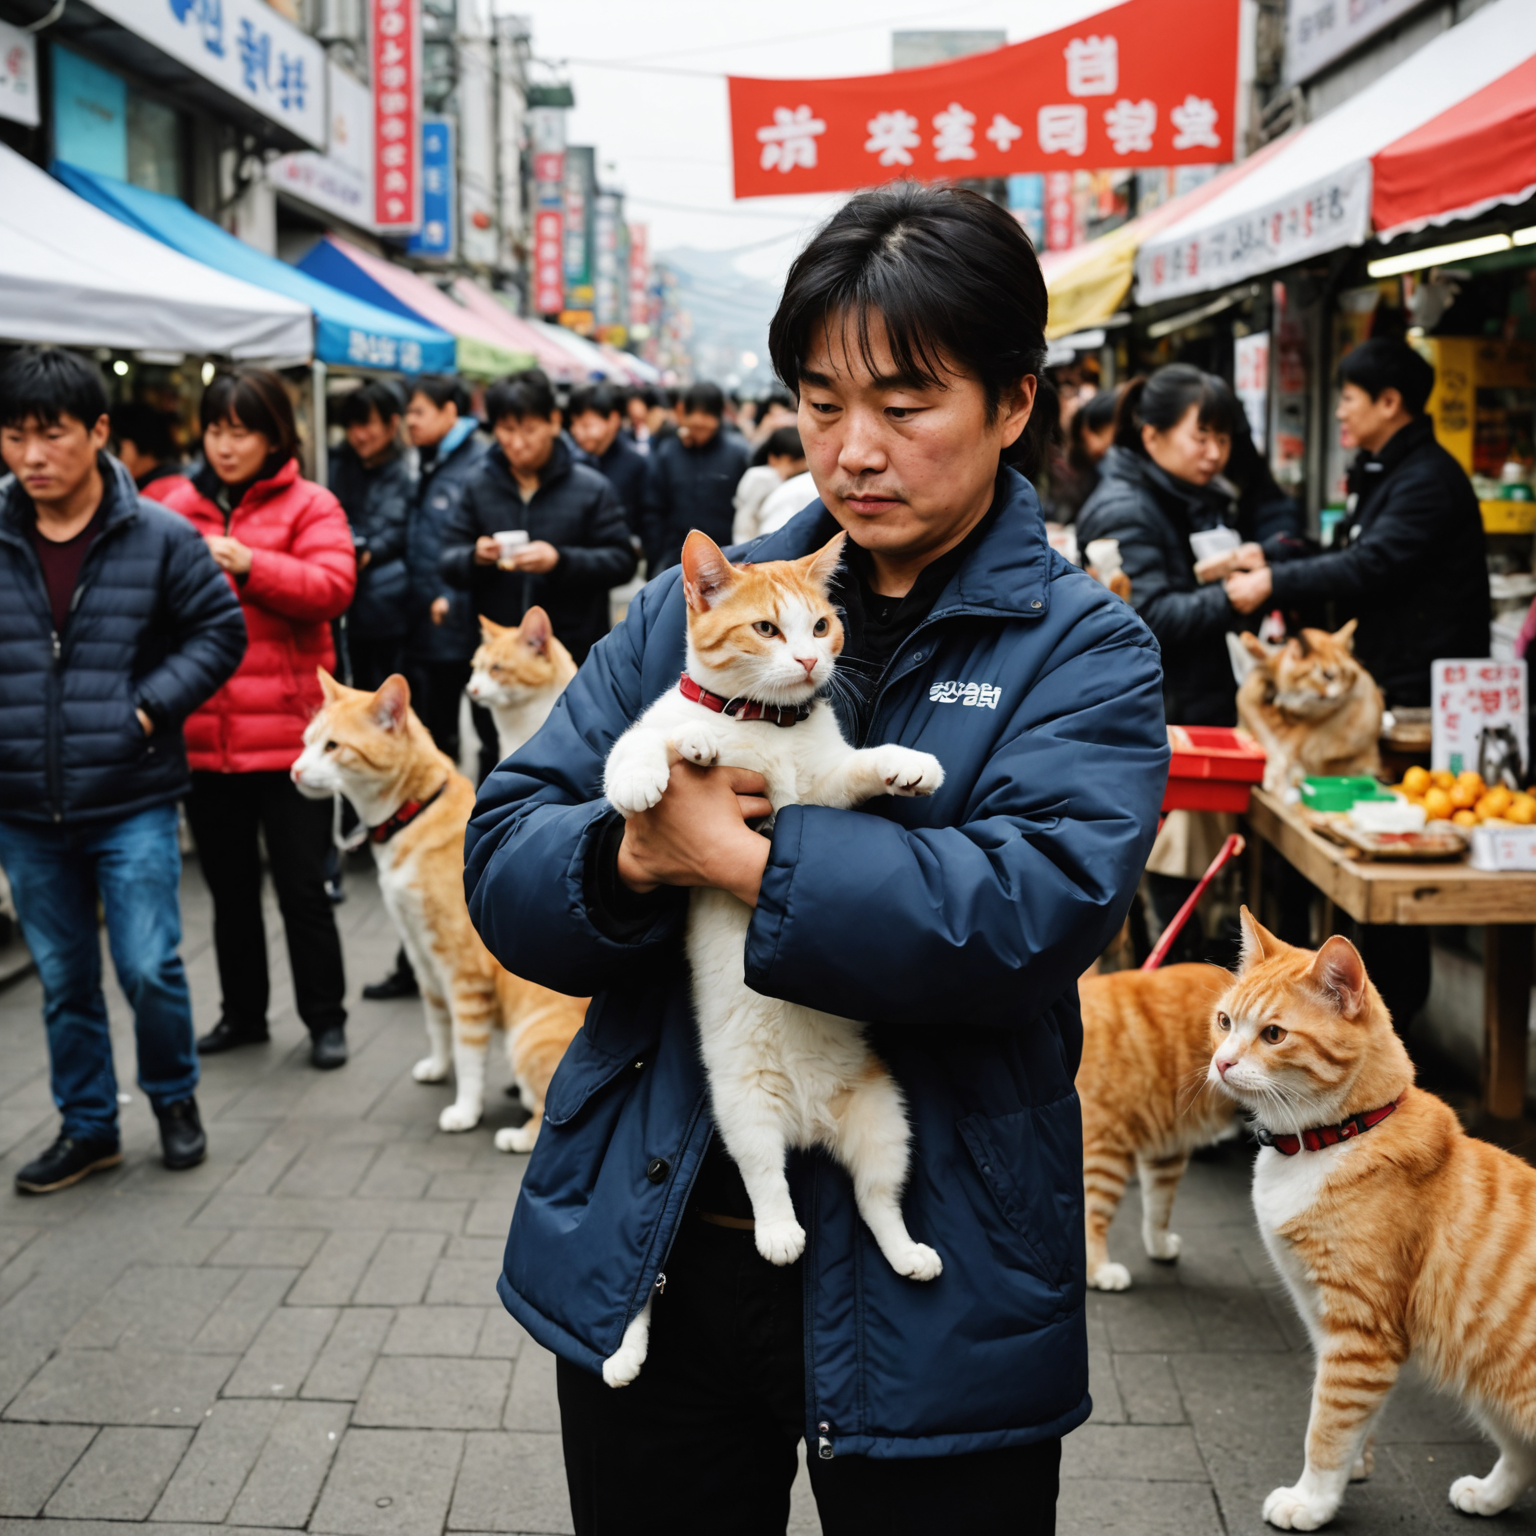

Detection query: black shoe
xmin=154 ymin=1097 xmax=207 ymax=1171
xmin=362 ymin=967 xmax=418 ymax=1001
xmin=15 ymin=1132 xmax=122 ymax=1195
xmin=196 ymin=1017 xmax=270 ymax=1054
xmin=311 ymin=1027 xmax=348 ymax=1070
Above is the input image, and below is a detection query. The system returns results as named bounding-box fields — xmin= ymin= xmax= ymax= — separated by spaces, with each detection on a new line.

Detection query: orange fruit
xmin=1453 ymin=809 xmax=1479 ymax=828
xmin=1480 ymin=787 xmax=1514 ymax=819
xmin=1458 ymin=768 xmax=1485 ymax=789
xmin=1424 ymin=787 xmax=1454 ymax=822
xmin=1403 ymin=766 xmax=1431 ymax=796
xmin=1430 ymin=769 xmax=1456 ymax=790
xmin=1449 ymin=781 xmax=1480 ymax=809
xmin=1509 ymin=795 xmax=1536 ymax=825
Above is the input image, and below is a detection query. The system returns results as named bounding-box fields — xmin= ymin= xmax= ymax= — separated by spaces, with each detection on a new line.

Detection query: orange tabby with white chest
xmin=1211 ymin=909 xmax=1536 ymax=1530
xmin=465 ymin=607 xmax=577 ymax=762
xmin=291 ymin=672 xmax=586 ymax=1152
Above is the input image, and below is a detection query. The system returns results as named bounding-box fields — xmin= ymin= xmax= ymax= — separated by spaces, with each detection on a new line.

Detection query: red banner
xmin=534 ymin=208 xmax=565 ymax=316
xmin=372 ymin=0 xmax=421 ymax=230
xmin=729 ymin=0 xmax=1239 ymax=200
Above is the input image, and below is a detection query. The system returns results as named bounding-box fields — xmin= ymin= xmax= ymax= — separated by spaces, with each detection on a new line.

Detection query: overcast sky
xmin=497 ymin=0 xmax=1123 ymax=287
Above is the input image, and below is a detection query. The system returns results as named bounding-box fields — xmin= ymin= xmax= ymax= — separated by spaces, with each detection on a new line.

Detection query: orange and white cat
xmin=1077 ymin=963 xmax=1238 ymax=1290
xmin=599 ymin=530 xmax=944 ymax=1388
xmin=292 ymin=672 xmax=586 ymax=1152
xmin=465 ymin=607 xmax=577 ymax=761
xmin=1237 ymin=621 xmax=1383 ymax=792
xmin=1212 ymin=909 xmax=1536 ymax=1530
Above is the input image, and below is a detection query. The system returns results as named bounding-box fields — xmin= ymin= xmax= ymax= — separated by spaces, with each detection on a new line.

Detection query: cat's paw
xmin=1145 ymin=1230 xmax=1183 ymax=1263
xmin=1262 ymin=1484 xmax=1339 ymax=1530
xmin=1350 ymin=1442 xmax=1374 ymax=1482
xmin=494 ymin=1123 xmax=537 ymax=1154
xmin=1450 ymin=1472 xmax=1517 ymax=1516
xmin=1088 ymin=1262 xmax=1133 ymax=1291
xmin=438 ymin=1101 xmax=482 ymax=1133
xmin=412 ymin=1056 xmax=450 ymax=1083
xmin=870 ymin=745 xmax=944 ymax=797
xmin=601 ymin=1342 xmax=647 ymax=1389
xmin=888 ymin=1242 xmax=943 ymax=1282
xmin=605 ymin=742 xmax=671 ymax=817
xmin=669 ymin=726 xmax=723 ymax=768
xmin=755 ymin=1218 xmax=806 ymax=1266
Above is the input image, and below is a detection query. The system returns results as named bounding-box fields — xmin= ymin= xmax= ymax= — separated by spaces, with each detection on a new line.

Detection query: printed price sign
xmin=1432 ymin=659 xmax=1528 ymax=784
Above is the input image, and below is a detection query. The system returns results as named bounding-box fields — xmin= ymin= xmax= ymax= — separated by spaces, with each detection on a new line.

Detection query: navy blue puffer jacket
xmin=464 ymin=471 xmax=1167 ymax=1457
xmin=330 ymin=444 xmax=414 ymax=643
xmin=406 ymin=418 xmax=488 ymax=666
xmin=0 ymin=456 xmax=247 ymax=826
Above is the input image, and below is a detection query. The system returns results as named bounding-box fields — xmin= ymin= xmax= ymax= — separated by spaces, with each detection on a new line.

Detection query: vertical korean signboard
xmin=593 ymin=191 xmax=622 ymax=339
xmin=371 ymin=0 xmax=421 ymax=232
xmin=529 ymin=106 xmax=566 ymax=318
xmin=627 ymin=222 xmax=650 ymax=335
xmin=408 ymin=116 xmax=455 ymax=258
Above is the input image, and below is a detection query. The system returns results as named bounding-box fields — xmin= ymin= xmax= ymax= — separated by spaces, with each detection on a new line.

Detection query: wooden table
xmin=1246 ymin=788 xmax=1536 ymax=1118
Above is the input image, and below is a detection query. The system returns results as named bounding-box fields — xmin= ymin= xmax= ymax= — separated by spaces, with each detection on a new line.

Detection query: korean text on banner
xmin=269 ymin=60 xmax=372 ymax=227
xmin=372 ymin=0 xmax=421 ymax=231
xmin=727 ymin=0 xmax=1238 ymax=199
xmin=1432 ymin=660 xmax=1529 ymax=781
xmin=408 ymin=116 xmax=454 ymax=258
xmin=530 ymin=106 xmax=565 ymax=317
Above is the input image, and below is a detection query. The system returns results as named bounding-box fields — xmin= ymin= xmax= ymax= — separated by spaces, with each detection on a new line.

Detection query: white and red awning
xmin=1136 ymin=0 xmax=1536 ymax=305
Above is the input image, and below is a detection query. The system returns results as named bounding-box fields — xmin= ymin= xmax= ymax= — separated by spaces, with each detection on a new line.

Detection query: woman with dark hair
xmin=160 ymin=368 xmax=357 ymax=1070
xmin=464 ymin=181 xmax=1166 ymax=1532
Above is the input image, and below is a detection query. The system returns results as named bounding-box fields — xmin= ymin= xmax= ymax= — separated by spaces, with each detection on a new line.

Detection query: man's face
xmin=1 ymin=412 xmax=109 ymax=506
xmin=345 ymin=408 xmax=398 ymax=464
xmin=116 ymin=437 xmax=157 ymax=481
xmin=1337 ymin=381 xmax=1407 ymax=454
xmin=679 ymin=410 xmax=719 ymax=448
xmin=406 ymin=392 xmax=457 ymax=448
xmin=494 ymin=411 xmax=560 ymax=477
xmin=796 ymin=313 xmax=1036 ymax=562
xmin=570 ymin=409 xmax=621 ymax=457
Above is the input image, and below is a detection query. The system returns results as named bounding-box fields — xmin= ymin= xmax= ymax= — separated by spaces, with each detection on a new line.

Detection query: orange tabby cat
xmin=465 ymin=606 xmax=577 ymax=762
xmin=1077 ymin=963 xmax=1238 ymax=1290
xmin=1212 ymin=909 xmax=1536 ymax=1530
xmin=1237 ymin=620 xmax=1383 ymax=792
xmin=292 ymin=672 xmax=586 ymax=1152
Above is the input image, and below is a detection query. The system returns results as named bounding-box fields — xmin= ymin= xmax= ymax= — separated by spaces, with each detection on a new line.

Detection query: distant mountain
xmin=655 ymin=245 xmax=782 ymax=389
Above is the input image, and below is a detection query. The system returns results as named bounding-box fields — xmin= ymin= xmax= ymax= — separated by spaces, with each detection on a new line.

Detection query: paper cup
xmin=494 ymin=530 xmax=530 ymax=565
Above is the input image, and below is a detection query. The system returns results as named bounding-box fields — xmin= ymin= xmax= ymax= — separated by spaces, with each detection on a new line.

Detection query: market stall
xmin=448 ymin=279 xmax=582 ymax=381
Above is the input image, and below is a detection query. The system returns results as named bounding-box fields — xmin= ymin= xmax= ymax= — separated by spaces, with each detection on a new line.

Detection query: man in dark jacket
xmin=0 ymin=348 xmax=246 ymax=1194
xmin=1226 ymin=338 xmax=1489 ymax=707
xmin=439 ymin=371 xmax=635 ymax=664
xmin=464 ymin=185 xmax=1166 ymax=1533
xmin=568 ymin=382 xmax=647 ymax=540
xmin=330 ymin=380 xmax=414 ymax=690
xmin=639 ymin=380 xmax=751 ymax=574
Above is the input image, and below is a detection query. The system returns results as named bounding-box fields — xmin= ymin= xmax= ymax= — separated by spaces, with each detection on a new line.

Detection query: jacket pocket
xmin=543 ymin=997 xmax=649 ymax=1127
xmin=957 ymin=1094 xmax=1084 ymax=1290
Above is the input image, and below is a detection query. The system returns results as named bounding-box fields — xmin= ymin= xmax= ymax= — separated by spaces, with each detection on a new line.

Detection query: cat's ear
xmin=1239 ymin=632 xmax=1273 ymax=665
xmin=1237 ymin=906 xmax=1281 ymax=972
xmin=1308 ymin=934 xmax=1369 ymax=1019
xmin=520 ymin=606 xmax=551 ymax=653
xmin=681 ymin=531 xmax=736 ymax=612
xmin=479 ymin=615 xmax=505 ymax=642
xmin=372 ymin=674 xmax=411 ymax=733
xmin=317 ymin=667 xmax=344 ymax=702
xmin=801 ymin=531 xmax=847 ymax=593
xmin=1333 ymin=617 xmax=1359 ymax=652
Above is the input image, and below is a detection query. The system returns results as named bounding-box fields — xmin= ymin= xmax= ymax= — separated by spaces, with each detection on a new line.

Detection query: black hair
xmin=765 ymin=424 xmax=803 ymax=460
xmin=569 ymin=383 xmax=624 ymax=420
xmin=1112 ymin=365 xmax=1239 ymax=455
xmin=681 ymin=382 xmax=725 ymax=419
xmin=768 ymin=181 xmax=1049 ymax=475
xmin=1079 ymin=389 xmax=1119 ymax=435
xmin=409 ymin=374 xmax=471 ymax=415
xmin=485 ymin=370 xmax=557 ymax=424
xmin=334 ymin=379 xmax=405 ymax=429
xmin=627 ymin=385 xmax=658 ymax=410
xmin=201 ymin=367 xmax=299 ymax=463
xmin=1338 ymin=337 xmax=1434 ymax=417
xmin=111 ymin=401 xmax=179 ymax=461
xmin=0 ymin=346 xmax=109 ymax=431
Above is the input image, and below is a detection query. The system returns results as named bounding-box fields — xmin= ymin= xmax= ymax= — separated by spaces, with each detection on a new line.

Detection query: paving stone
xmin=287 ymin=1230 xmax=386 ymax=1307
xmin=1061 ymin=1424 xmax=1207 ymax=1482
xmin=223 ymin=1308 xmax=338 ymax=1399
xmin=475 ymin=1310 xmax=529 ymax=1361
xmin=384 ymin=1307 xmax=488 ymax=1357
xmin=44 ymin=1427 xmax=192 ymax=1519
xmin=1383 ymin=1442 xmax=1536 ymax=1529
xmin=502 ymin=1346 xmax=558 ymax=1433
xmin=1113 ymin=1352 xmax=1186 ymax=1424
xmin=227 ymin=1399 xmax=350 ymax=1528
xmin=354 ymin=1357 xmax=511 ymax=1430
xmin=272 ymin=1145 xmax=379 ymax=1200
xmin=152 ymin=1399 xmax=284 ymax=1523
xmin=466 ymin=1199 xmax=514 ymax=1238
xmin=309 ymin=1428 xmax=464 ymax=1536
xmin=1058 ymin=1478 xmax=1223 ymax=1535
xmin=5 ymin=1349 xmax=236 ymax=1425
xmin=196 ymin=1194 xmax=468 ymax=1234
xmin=209 ymin=1230 xmax=327 ymax=1269
xmin=221 ymin=1132 xmax=309 ymax=1197
xmin=355 ymin=1232 xmax=448 ymax=1307
xmin=355 ymin=1163 xmax=431 ymax=1199
xmin=62 ymin=1264 xmax=241 ymax=1351
xmin=302 ymin=1309 xmax=394 ymax=1401
xmin=425 ymin=1258 xmax=501 ymax=1307
xmin=192 ymin=1268 xmax=298 ymax=1352
xmin=446 ymin=1430 xmax=571 ymax=1533
xmin=0 ymin=1424 xmax=96 ymax=1515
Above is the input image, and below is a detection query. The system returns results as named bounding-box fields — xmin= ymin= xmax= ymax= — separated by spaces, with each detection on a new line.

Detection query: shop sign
xmin=530 ymin=107 xmax=566 ymax=317
xmin=564 ymin=146 xmax=594 ymax=292
xmin=1008 ymin=173 xmax=1045 ymax=248
xmin=371 ymin=0 xmax=421 ymax=232
xmin=1286 ymin=0 xmax=1420 ymax=87
xmin=1234 ymin=331 xmax=1269 ymax=451
xmin=728 ymin=0 xmax=1238 ymax=198
xmin=1432 ymin=660 xmax=1528 ymax=781
xmin=0 ymin=19 xmax=38 ymax=128
xmin=1135 ymin=159 xmax=1372 ymax=305
xmin=593 ymin=191 xmax=622 ymax=331
xmin=407 ymin=116 xmax=455 ymax=258
xmin=269 ymin=60 xmax=372 ymax=228
xmin=91 ymin=0 xmax=324 ymax=147
xmin=1045 ymin=171 xmax=1075 ymax=251
xmin=627 ymin=222 xmax=650 ymax=331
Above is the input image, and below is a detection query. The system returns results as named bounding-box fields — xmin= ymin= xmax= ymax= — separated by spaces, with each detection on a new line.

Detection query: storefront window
xmin=126 ymin=92 xmax=182 ymax=197
xmin=51 ymin=43 xmax=182 ymax=198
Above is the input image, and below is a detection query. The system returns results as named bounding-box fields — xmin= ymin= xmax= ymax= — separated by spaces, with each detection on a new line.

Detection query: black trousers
xmin=408 ymin=658 xmax=499 ymax=785
xmin=185 ymin=771 xmax=347 ymax=1036
xmin=556 ymin=1214 xmax=1060 ymax=1536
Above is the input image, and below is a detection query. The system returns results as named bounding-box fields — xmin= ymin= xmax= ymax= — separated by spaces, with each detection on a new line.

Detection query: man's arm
xmin=1113 ymin=524 xmax=1235 ymax=646
xmin=439 ymin=476 xmax=487 ymax=591
xmin=366 ymin=463 xmax=413 ymax=568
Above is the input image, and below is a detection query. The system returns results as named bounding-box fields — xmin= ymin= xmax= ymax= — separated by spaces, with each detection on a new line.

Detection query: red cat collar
xmin=369 ymin=780 xmax=449 ymax=844
xmin=1256 ymin=1094 xmax=1405 ymax=1155
xmin=678 ymin=672 xmax=810 ymax=728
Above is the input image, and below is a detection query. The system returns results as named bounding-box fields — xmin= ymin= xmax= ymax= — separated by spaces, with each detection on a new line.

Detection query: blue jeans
xmin=0 ymin=803 xmax=199 ymax=1141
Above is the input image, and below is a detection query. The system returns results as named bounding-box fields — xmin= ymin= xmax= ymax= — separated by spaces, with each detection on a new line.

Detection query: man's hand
xmin=1194 ymin=542 xmax=1267 ymax=585
xmin=1225 ymin=566 xmax=1274 ymax=614
xmin=136 ymin=708 xmax=154 ymax=738
xmin=430 ymin=596 xmax=450 ymax=625
xmin=617 ymin=763 xmax=772 ymax=907
xmin=474 ymin=535 xmax=501 ymax=566
xmin=205 ymin=535 xmax=253 ymax=575
xmin=502 ymin=539 xmax=560 ymax=573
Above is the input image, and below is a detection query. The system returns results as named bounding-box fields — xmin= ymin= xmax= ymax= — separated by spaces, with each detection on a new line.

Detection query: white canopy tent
xmin=0 ymin=144 xmax=312 ymax=362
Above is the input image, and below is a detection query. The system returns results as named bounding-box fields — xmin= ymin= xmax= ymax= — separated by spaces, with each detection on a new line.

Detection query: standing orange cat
xmin=465 ymin=606 xmax=577 ymax=763
xmin=1212 ymin=909 xmax=1536 ymax=1529
xmin=292 ymin=672 xmax=586 ymax=1151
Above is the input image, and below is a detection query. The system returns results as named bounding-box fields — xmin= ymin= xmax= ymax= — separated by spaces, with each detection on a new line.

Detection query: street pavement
xmin=1 ymin=859 xmax=1532 ymax=1535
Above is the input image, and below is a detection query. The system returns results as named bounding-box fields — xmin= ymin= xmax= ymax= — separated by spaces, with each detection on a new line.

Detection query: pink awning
xmin=449 ymin=278 xmax=582 ymax=380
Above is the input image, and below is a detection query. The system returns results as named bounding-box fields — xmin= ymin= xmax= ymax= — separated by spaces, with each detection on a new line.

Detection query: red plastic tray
xmin=1162 ymin=725 xmax=1266 ymax=814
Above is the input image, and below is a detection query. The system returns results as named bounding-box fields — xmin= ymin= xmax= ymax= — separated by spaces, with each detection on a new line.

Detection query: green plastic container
xmin=1299 ymin=776 xmax=1395 ymax=813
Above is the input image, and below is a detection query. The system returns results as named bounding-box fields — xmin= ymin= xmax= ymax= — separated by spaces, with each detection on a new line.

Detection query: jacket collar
xmin=491 ymin=431 xmax=571 ymax=495
xmin=193 ymin=453 xmax=299 ymax=512
xmin=743 ymin=466 xmax=1051 ymax=623
xmin=1350 ymin=414 xmax=1434 ymax=487
xmin=1 ymin=451 xmax=139 ymax=543
xmin=1101 ymin=445 xmax=1232 ymax=527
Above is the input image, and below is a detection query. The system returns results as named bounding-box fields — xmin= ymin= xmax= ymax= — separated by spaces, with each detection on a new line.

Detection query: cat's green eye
xmin=753 ymin=621 xmax=780 ymax=638
xmin=814 ymin=618 xmax=829 ymax=636
xmin=1216 ymin=1012 xmax=1231 ymax=1031
xmin=1262 ymin=1024 xmax=1287 ymax=1044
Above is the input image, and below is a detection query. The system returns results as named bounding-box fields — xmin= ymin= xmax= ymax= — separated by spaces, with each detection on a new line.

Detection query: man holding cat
xmin=465 ymin=184 xmax=1168 ymax=1534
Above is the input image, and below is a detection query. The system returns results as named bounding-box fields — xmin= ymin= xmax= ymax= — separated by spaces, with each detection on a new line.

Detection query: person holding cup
xmin=439 ymin=371 xmax=635 ymax=666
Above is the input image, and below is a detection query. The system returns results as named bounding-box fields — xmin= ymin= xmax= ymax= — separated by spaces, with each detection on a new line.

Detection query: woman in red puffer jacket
xmin=160 ymin=368 xmax=357 ymax=1071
